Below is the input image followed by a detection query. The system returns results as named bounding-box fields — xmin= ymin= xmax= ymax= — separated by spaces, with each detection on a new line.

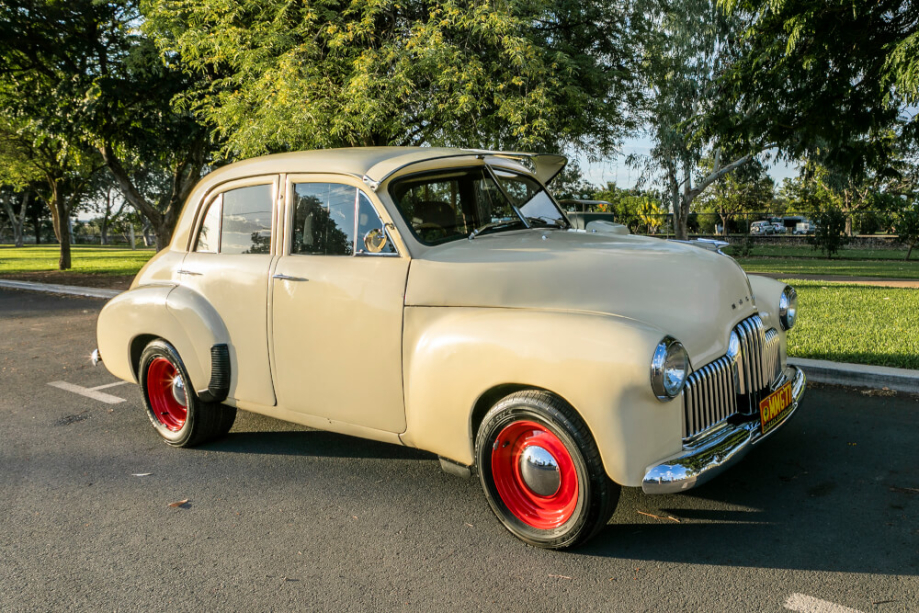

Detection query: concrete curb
xmin=0 ymin=279 xmax=120 ymax=300
xmin=789 ymin=357 xmax=919 ymax=394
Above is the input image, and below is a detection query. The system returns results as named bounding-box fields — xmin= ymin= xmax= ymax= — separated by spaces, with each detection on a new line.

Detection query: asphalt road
xmin=1 ymin=288 xmax=917 ymax=612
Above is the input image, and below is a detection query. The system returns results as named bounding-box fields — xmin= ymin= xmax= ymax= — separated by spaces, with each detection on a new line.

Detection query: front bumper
xmin=642 ymin=364 xmax=806 ymax=494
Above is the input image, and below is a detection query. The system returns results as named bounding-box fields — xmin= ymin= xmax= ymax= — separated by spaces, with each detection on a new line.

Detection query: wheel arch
xmin=469 ymin=384 xmax=581 ymax=456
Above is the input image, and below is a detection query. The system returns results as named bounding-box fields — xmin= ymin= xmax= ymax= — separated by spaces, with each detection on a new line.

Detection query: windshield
xmin=388 ymin=166 xmax=567 ymax=246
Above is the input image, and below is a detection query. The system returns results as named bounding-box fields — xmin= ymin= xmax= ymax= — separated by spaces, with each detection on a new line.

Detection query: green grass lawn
xmin=785 ymin=280 xmax=919 ymax=369
xmin=723 ymin=244 xmax=912 ymax=260
xmin=737 ymin=257 xmax=919 ymax=279
xmin=0 ymin=245 xmax=154 ymax=275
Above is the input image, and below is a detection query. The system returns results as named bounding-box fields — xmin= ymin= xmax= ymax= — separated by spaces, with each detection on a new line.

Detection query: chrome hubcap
xmin=171 ymin=375 xmax=187 ymax=406
xmin=518 ymin=445 xmax=560 ymax=497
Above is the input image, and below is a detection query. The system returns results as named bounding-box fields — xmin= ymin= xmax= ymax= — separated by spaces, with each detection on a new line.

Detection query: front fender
xmin=400 ymin=307 xmax=683 ymax=487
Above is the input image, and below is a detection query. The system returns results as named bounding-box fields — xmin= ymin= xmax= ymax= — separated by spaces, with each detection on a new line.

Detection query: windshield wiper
xmin=525 ymin=215 xmax=568 ymax=229
xmin=468 ymin=219 xmax=525 ymax=240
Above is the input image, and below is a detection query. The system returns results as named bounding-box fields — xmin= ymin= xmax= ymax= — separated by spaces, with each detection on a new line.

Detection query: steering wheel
xmin=415 ymin=222 xmax=449 ymax=241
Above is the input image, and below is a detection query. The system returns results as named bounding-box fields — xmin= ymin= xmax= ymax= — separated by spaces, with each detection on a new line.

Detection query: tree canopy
xmin=716 ymin=0 xmax=919 ymax=174
xmin=141 ymin=0 xmax=642 ymax=158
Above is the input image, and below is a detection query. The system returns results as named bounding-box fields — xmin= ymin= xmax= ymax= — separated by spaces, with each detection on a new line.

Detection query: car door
xmin=270 ymin=175 xmax=410 ymax=433
xmin=180 ymin=176 xmax=280 ymax=407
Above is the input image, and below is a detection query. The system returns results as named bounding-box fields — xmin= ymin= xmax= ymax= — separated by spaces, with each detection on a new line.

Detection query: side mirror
xmin=363 ymin=227 xmax=389 ymax=253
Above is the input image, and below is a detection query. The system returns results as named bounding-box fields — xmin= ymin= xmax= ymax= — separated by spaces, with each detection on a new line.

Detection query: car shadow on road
xmin=577 ymin=413 xmax=919 ymax=576
xmin=203 ymin=429 xmax=434 ymax=461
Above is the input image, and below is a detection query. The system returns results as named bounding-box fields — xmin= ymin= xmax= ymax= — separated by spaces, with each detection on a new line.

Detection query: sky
xmin=575 ymin=134 xmax=800 ymax=191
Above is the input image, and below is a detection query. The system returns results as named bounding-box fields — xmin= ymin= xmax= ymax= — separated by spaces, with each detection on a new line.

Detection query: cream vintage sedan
xmin=94 ymin=147 xmax=805 ymax=549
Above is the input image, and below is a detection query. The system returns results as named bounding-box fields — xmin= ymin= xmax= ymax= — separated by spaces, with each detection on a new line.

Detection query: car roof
xmin=196 ymin=147 xmax=567 ymax=189
xmin=170 ymin=146 xmax=567 ymax=252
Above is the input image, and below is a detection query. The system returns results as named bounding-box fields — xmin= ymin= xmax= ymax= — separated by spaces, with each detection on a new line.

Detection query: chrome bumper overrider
xmin=91 ymin=349 xmax=102 ymax=367
xmin=642 ymin=365 xmax=806 ymax=495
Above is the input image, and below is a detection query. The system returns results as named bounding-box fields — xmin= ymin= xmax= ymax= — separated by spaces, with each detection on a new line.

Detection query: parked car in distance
xmin=750 ymin=220 xmax=775 ymax=235
xmin=772 ymin=222 xmax=786 ymax=234
xmin=93 ymin=147 xmax=805 ymax=549
xmin=794 ymin=219 xmax=815 ymax=235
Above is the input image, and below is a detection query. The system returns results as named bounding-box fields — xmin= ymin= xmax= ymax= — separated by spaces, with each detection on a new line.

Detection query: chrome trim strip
xmin=643 ymin=365 xmax=806 ymax=494
xmin=91 ymin=349 xmax=102 ymax=367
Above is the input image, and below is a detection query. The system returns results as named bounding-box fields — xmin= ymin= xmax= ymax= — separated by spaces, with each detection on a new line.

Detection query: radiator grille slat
xmin=681 ymin=314 xmax=783 ymax=440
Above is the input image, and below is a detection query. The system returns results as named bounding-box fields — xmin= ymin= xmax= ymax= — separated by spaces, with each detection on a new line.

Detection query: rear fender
xmin=96 ymin=284 xmax=230 ymax=396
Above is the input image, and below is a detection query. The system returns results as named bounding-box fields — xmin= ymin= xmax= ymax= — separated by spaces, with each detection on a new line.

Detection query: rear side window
xmin=221 ymin=184 xmax=273 ymax=254
xmin=194 ymin=184 xmax=274 ymax=254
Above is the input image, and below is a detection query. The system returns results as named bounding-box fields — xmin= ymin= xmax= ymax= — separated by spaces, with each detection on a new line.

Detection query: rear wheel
xmin=475 ymin=390 xmax=620 ymax=549
xmin=139 ymin=339 xmax=236 ymax=447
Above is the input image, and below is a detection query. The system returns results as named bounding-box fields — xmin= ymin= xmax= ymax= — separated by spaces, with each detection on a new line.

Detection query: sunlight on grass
xmin=738 ymin=258 xmax=919 ymax=279
xmin=0 ymin=245 xmax=154 ymax=275
xmin=785 ymin=280 xmax=919 ymax=369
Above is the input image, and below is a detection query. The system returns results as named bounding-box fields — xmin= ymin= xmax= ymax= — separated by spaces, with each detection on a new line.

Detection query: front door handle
xmin=177 ymin=269 xmax=202 ymax=276
xmin=273 ymin=274 xmax=309 ymax=282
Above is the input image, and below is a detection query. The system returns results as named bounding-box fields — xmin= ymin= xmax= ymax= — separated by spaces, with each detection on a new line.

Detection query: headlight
xmin=779 ymin=286 xmax=798 ymax=330
xmin=650 ymin=337 xmax=689 ymax=400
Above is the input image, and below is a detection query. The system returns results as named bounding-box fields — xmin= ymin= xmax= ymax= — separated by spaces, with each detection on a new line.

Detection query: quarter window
xmin=195 ymin=196 xmax=221 ymax=253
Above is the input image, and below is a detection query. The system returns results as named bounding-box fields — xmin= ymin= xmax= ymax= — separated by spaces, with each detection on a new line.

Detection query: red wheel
xmin=139 ymin=340 xmax=236 ymax=447
xmin=491 ymin=421 xmax=578 ymax=529
xmin=476 ymin=391 xmax=620 ymax=548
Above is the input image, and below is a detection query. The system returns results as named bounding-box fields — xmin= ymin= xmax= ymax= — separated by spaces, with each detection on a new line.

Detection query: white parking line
xmin=89 ymin=381 xmax=129 ymax=391
xmin=784 ymin=593 xmax=864 ymax=613
xmin=48 ymin=381 xmax=127 ymax=405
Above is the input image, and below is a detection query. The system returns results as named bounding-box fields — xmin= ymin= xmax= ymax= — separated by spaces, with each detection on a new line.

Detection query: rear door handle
xmin=177 ymin=269 xmax=202 ymax=276
xmin=273 ymin=274 xmax=309 ymax=282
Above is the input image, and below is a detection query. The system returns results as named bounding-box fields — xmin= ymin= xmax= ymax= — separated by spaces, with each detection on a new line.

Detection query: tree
xmin=141 ymin=0 xmax=643 ymax=158
xmin=629 ymin=0 xmax=769 ymax=240
xmin=717 ymin=0 xmax=919 ymax=174
xmin=810 ymin=208 xmax=849 ymax=258
xmin=0 ymin=1 xmax=117 ymax=267
xmin=1 ymin=1 xmax=219 ymax=256
xmin=698 ymin=158 xmax=774 ymax=235
xmin=91 ymin=29 xmax=220 ymax=250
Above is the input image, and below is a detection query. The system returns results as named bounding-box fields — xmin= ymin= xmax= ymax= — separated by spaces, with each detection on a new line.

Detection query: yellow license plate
xmin=759 ymin=382 xmax=794 ymax=434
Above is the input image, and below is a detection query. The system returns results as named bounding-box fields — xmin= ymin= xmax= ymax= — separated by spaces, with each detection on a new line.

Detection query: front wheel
xmin=139 ymin=339 xmax=236 ymax=448
xmin=475 ymin=390 xmax=620 ymax=549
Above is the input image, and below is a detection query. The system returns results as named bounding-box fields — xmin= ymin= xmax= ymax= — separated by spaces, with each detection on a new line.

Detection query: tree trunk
xmin=48 ymin=182 xmax=72 ymax=270
xmin=151 ymin=217 xmax=173 ymax=250
xmin=14 ymin=192 xmax=28 ymax=247
xmin=128 ymin=224 xmax=136 ymax=250
xmin=142 ymin=221 xmax=152 ymax=247
xmin=908 ymin=242 xmax=914 ymax=261
xmin=1 ymin=192 xmax=26 ymax=247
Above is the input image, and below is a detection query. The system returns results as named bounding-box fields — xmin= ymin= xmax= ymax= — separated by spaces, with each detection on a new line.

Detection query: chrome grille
xmin=681 ymin=314 xmax=783 ymax=439
xmin=682 ymin=354 xmax=737 ymax=439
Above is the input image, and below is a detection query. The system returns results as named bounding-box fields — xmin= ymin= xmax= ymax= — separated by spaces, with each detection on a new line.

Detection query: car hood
xmin=405 ymin=229 xmax=759 ymax=366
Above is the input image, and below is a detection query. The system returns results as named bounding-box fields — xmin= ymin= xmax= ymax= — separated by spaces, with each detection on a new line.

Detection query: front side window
xmin=292 ymin=183 xmax=393 ymax=256
xmin=194 ymin=183 xmax=274 ymax=254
